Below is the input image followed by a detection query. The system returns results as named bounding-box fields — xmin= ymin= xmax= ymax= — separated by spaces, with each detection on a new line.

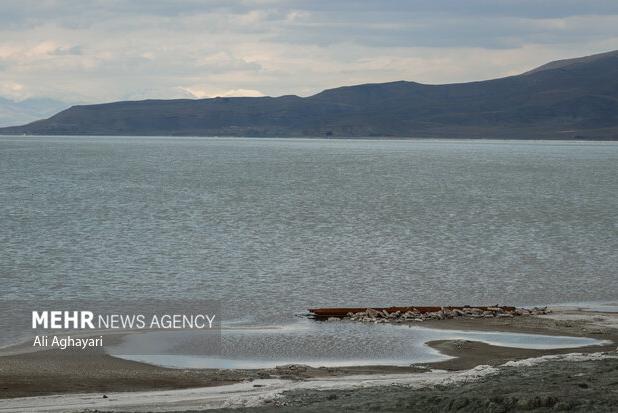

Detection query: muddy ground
xmin=208 ymin=355 xmax=618 ymax=413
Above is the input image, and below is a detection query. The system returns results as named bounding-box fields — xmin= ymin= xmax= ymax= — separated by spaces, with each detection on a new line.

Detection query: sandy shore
xmin=0 ymin=307 xmax=616 ymax=411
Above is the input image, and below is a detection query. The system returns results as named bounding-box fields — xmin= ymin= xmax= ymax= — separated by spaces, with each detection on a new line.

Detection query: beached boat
xmin=308 ymin=306 xmax=516 ymax=319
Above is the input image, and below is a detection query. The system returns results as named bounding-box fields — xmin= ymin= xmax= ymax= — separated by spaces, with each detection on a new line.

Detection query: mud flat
xmin=217 ymin=353 xmax=618 ymax=413
xmin=0 ymin=307 xmax=616 ymax=412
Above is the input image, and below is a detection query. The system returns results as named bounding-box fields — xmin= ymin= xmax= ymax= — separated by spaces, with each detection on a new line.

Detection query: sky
xmin=2 ymin=0 xmax=618 ymax=104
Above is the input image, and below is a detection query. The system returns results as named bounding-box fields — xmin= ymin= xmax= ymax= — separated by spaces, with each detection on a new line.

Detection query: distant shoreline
xmin=2 ymin=50 xmax=618 ymax=141
xmin=1 ymin=134 xmax=617 ymax=141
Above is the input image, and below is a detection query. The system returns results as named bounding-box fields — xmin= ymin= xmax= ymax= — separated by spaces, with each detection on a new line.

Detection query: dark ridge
xmin=2 ymin=50 xmax=618 ymax=140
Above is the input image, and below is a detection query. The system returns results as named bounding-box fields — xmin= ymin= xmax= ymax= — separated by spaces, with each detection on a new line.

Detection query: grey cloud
xmin=288 ymin=0 xmax=618 ymax=19
xmin=273 ymin=14 xmax=618 ymax=49
xmin=1 ymin=1 xmax=617 ymax=103
xmin=4 ymin=1 xmax=618 ymax=28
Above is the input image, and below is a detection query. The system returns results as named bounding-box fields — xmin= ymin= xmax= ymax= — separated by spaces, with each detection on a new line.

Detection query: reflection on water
xmin=108 ymin=319 xmax=609 ymax=368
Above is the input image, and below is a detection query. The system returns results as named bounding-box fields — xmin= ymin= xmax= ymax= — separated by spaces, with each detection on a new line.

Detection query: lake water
xmin=1 ymin=136 xmax=616 ymax=365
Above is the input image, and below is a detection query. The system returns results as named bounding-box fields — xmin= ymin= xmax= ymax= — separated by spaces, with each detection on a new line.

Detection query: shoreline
xmin=3 ymin=352 xmax=617 ymax=412
xmin=0 ymin=307 xmax=616 ymax=409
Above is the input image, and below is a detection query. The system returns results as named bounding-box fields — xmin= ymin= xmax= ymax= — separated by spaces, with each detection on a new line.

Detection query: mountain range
xmin=1 ymin=50 xmax=618 ymax=139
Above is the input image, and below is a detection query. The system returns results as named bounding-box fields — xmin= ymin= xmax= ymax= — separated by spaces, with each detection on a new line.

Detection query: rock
xmin=366 ymin=308 xmax=380 ymax=318
xmin=340 ymin=305 xmax=536 ymax=324
xmin=532 ymin=306 xmax=548 ymax=315
xmin=276 ymin=364 xmax=309 ymax=372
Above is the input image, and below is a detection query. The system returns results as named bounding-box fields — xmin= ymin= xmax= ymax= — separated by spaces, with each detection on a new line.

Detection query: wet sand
xmin=0 ymin=346 xmax=429 ymax=400
xmin=0 ymin=308 xmax=616 ymax=410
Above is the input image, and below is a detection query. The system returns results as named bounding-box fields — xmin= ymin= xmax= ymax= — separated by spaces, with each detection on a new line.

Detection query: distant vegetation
xmin=2 ymin=50 xmax=618 ymax=140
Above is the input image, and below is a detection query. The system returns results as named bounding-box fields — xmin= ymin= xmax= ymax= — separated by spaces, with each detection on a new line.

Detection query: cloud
xmin=215 ymin=89 xmax=265 ymax=97
xmin=181 ymin=87 xmax=265 ymax=98
xmin=0 ymin=81 xmax=27 ymax=100
xmin=0 ymin=1 xmax=617 ymax=103
xmin=48 ymin=45 xmax=82 ymax=56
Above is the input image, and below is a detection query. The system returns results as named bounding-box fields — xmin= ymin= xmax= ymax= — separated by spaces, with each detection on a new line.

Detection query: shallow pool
xmin=107 ymin=318 xmax=610 ymax=368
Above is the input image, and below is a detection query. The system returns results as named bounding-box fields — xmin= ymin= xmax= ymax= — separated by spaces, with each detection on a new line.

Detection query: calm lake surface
xmin=1 ymin=136 xmax=616 ymax=364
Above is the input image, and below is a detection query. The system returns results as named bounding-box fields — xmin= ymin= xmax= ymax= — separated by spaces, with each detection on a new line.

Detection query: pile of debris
xmin=332 ymin=306 xmax=550 ymax=323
